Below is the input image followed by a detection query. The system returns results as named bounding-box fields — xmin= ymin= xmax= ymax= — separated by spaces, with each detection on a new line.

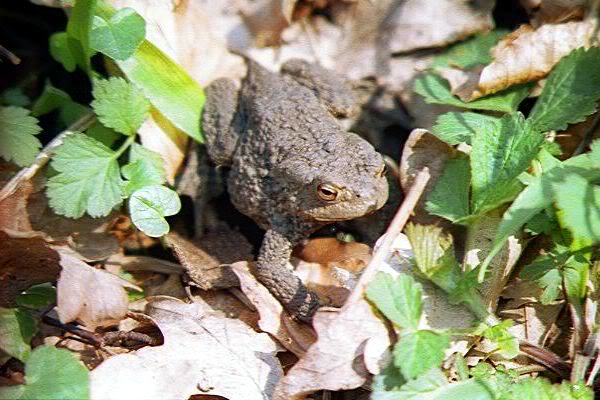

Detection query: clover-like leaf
xmin=129 ymin=185 xmax=181 ymax=237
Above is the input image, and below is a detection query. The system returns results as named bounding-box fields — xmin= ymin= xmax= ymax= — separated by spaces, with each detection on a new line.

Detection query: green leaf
xmin=393 ymin=331 xmax=450 ymax=380
xmin=90 ymin=7 xmax=145 ymax=61
xmin=373 ymin=368 xmax=496 ymax=400
xmin=528 ymin=47 xmax=600 ymax=132
xmin=91 ymin=77 xmax=150 ymax=136
xmin=49 ymin=32 xmax=77 ymax=72
xmin=414 ymin=73 xmax=530 ymax=113
xmin=31 ymin=81 xmax=72 ymax=117
xmin=470 ymin=113 xmax=544 ymax=214
xmin=372 ymin=364 xmax=406 ymax=395
xmin=0 ymin=308 xmax=36 ymax=362
xmin=366 ymin=273 xmax=423 ymax=330
xmin=425 ymin=157 xmax=471 ymax=223
xmin=431 ymin=112 xmax=498 ymax=145
xmin=404 ymin=224 xmax=462 ymax=294
xmin=46 ymin=133 xmax=124 ymax=218
xmin=85 ymin=122 xmax=120 ymax=148
xmin=554 ymin=173 xmax=600 ymax=243
xmin=432 ymin=30 xmax=508 ymax=69
xmin=520 ymin=252 xmax=565 ymax=304
xmin=498 ymin=377 xmax=592 ymax=400
xmin=1 ymin=87 xmax=30 ymax=107
xmin=16 ymin=283 xmax=57 ymax=310
xmin=66 ymin=0 xmax=96 ymax=72
xmin=0 ymin=106 xmax=42 ymax=167
xmin=481 ymin=320 xmax=519 ymax=359
xmin=0 ymin=345 xmax=90 ymax=400
xmin=122 ymin=143 xmax=166 ymax=195
xmin=129 ymin=185 xmax=181 ymax=237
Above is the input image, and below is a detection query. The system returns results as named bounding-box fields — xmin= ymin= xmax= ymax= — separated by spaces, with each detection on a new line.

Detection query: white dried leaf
xmin=91 ymin=297 xmax=282 ymax=400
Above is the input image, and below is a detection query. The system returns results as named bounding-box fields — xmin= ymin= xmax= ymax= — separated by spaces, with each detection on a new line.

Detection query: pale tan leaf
xmin=90 ymin=297 xmax=283 ymax=400
xmin=55 ymin=247 xmax=139 ymax=329
xmin=231 ymin=261 xmax=317 ymax=357
xmin=381 ymin=0 xmax=495 ymax=54
xmin=453 ymin=20 xmax=596 ymax=101
xmin=273 ymin=300 xmax=390 ymax=400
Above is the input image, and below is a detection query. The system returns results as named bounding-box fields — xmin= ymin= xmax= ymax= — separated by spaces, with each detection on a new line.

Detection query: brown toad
xmin=201 ymin=58 xmax=388 ymax=321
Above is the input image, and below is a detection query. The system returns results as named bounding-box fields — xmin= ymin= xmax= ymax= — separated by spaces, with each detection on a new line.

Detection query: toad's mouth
xmin=309 ymin=201 xmax=383 ymax=222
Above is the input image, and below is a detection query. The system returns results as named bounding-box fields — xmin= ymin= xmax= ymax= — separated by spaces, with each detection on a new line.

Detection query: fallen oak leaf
xmin=55 ymin=246 xmax=140 ymax=329
xmin=90 ymin=296 xmax=283 ymax=400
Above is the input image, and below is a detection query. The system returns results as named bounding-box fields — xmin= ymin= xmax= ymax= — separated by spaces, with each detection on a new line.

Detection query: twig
xmin=0 ymin=112 xmax=96 ymax=202
xmin=0 ymin=44 xmax=20 ymax=64
xmin=343 ymin=168 xmax=431 ymax=307
xmin=519 ymin=340 xmax=571 ymax=379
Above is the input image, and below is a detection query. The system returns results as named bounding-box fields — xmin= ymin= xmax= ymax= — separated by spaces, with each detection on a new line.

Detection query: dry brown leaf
xmin=399 ymin=129 xmax=453 ymax=225
xmin=0 ymin=231 xmax=61 ymax=307
xmin=55 ymin=247 xmax=139 ymax=329
xmin=90 ymin=297 xmax=283 ymax=400
xmin=381 ymin=0 xmax=495 ymax=54
xmin=273 ymin=300 xmax=391 ymax=400
xmin=463 ymin=209 xmax=524 ymax=311
xmin=231 ymin=261 xmax=317 ymax=357
xmin=0 ymin=163 xmax=33 ymax=232
xmin=452 ymin=20 xmax=596 ymax=101
xmin=521 ymin=0 xmax=588 ymax=25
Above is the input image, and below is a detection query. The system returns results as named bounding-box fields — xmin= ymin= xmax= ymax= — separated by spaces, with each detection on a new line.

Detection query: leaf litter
xmin=3 ymin=0 xmax=600 ymax=399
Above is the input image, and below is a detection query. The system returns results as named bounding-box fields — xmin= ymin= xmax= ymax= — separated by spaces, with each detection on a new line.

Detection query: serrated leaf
xmin=0 ymin=106 xmax=42 ymax=167
xmin=46 ymin=133 xmax=124 ymax=218
xmin=414 ymin=73 xmax=530 ymax=113
xmin=90 ymin=7 xmax=145 ymax=61
xmin=0 ymin=345 xmax=89 ymax=400
xmin=528 ymin=47 xmax=600 ymax=132
xmin=520 ymin=252 xmax=565 ymax=304
xmin=393 ymin=331 xmax=450 ymax=380
xmin=470 ymin=113 xmax=544 ymax=214
xmin=373 ymin=368 xmax=496 ymax=400
xmin=0 ymin=308 xmax=36 ymax=362
xmin=554 ymin=173 xmax=600 ymax=243
xmin=432 ymin=30 xmax=508 ymax=69
xmin=366 ymin=273 xmax=423 ymax=330
xmin=431 ymin=112 xmax=498 ymax=145
xmin=85 ymin=122 xmax=120 ymax=148
xmin=129 ymin=185 xmax=180 ymax=237
xmin=49 ymin=32 xmax=77 ymax=72
xmin=16 ymin=283 xmax=57 ymax=310
xmin=499 ymin=377 xmax=592 ymax=400
xmin=91 ymin=77 xmax=150 ymax=135
xmin=122 ymin=143 xmax=166 ymax=195
xmin=482 ymin=321 xmax=519 ymax=359
xmin=31 ymin=81 xmax=72 ymax=117
xmin=425 ymin=157 xmax=471 ymax=223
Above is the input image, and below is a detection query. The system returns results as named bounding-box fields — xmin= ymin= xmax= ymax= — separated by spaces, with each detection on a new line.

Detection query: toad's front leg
xmin=256 ymin=229 xmax=321 ymax=322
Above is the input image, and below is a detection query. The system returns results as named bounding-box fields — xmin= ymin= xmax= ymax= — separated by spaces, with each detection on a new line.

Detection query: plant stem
xmin=113 ymin=134 xmax=136 ymax=160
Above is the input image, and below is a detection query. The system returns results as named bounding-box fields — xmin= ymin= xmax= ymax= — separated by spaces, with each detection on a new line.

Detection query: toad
xmin=202 ymin=58 xmax=389 ymax=321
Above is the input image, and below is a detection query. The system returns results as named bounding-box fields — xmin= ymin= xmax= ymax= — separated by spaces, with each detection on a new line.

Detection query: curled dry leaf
xmin=399 ymin=129 xmax=453 ymax=225
xmin=231 ymin=261 xmax=317 ymax=357
xmin=452 ymin=20 xmax=596 ymax=101
xmin=90 ymin=297 xmax=283 ymax=400
xmin=55 ymin=247 xmax=140 ymax=329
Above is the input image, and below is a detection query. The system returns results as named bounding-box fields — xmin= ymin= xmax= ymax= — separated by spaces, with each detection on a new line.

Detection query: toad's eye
xmin=377 ymin=164 xmax=387 ymax=178
xmin=317 ymin=183 xmax=339 ymax=202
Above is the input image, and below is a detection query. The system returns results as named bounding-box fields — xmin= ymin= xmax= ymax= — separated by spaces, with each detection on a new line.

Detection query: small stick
xmin=0 ymin=44 xmax=20 ymax=64
xmin=519 ymin=340 xmax=571 ymax=379
xmin=343 ymin=168 xmax=431 ymax=307
xmin=0 ymin=112 xmax=96 ymax=202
